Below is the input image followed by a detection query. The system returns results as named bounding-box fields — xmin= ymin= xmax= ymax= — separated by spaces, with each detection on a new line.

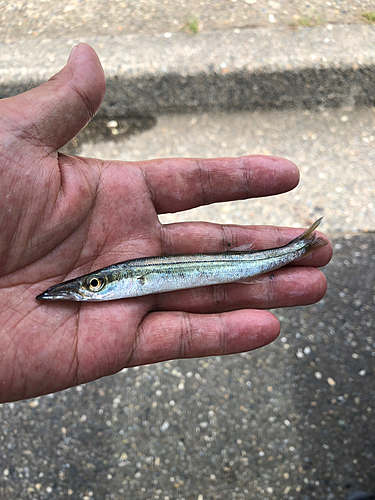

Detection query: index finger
xmin=138 ymin=155 xmax=299 ymax=214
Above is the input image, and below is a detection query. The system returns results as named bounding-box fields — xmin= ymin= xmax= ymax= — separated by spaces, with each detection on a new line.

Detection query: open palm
xmin=0 ymin=44 xmax=331 ymax=403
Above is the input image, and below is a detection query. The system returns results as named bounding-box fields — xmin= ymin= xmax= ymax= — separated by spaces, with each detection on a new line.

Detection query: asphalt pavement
xmin=0 ymin=1 xmax=374 ymax=499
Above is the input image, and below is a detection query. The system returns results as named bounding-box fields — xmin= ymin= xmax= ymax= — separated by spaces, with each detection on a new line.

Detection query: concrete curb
xmin=1 ymin=24 xmax=374 ymax=116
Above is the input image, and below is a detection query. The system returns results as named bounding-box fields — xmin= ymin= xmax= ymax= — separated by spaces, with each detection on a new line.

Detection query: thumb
xmin=2 ymin=43 xmax=106 ymax=150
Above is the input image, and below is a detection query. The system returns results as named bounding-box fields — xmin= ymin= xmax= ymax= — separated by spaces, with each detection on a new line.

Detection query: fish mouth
xmin=36 ymin=281 xmax=83 ymax=301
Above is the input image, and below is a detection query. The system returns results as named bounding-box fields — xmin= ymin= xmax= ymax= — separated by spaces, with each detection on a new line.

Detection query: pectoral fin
xmin=235 ymin=277 xmax=257 ymax=284
xmin=227 ymin=242 xmax=254 ymax=252
xmin=137 ymin=275 xmax=146 ymax=285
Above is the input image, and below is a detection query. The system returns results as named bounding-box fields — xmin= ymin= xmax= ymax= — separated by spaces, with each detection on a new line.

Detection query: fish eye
xmin=87 ymin=275 xmax=105 ymax=292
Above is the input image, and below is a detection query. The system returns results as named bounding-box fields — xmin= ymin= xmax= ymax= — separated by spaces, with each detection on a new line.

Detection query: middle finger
xmin=151 ymin=266 xmax=327 ymax=314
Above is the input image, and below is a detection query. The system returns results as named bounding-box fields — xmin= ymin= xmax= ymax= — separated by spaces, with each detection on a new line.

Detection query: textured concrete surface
xmin=1 ymin=25 xmax=375 ymax=115
xmin=0 ymin=2 xmax=374 ymax=499
xmin=1 ymin=0 xmax=375 ymax=117
xmin=1 ymin=0 xmax=375 ymax=39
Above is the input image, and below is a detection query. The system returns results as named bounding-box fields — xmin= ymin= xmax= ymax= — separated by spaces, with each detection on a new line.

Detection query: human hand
xmin=0 ymin=44 xmax=332 ymax=403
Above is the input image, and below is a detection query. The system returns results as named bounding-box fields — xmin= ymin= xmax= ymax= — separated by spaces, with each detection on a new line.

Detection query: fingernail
xmin=67 ymin=45 xmax=78 ymax=62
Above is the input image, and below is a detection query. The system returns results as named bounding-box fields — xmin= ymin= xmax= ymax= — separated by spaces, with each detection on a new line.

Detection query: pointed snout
xmin=36 ymin=279 xmax=83 ymax=301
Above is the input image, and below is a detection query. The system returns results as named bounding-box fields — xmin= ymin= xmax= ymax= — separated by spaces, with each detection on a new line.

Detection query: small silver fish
xmin=36 ymin=218 xmax=327 ymax=302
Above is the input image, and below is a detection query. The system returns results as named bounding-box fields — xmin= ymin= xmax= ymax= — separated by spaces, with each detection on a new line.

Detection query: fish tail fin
xmin=303 ymin=235 xmax=328 ymax=257
xmin=291 ymin=217 xmax=328 ymax=257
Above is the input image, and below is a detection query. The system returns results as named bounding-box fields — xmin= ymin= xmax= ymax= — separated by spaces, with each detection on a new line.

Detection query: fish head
xmin=36 ymin=270 xmax=124 ymax=301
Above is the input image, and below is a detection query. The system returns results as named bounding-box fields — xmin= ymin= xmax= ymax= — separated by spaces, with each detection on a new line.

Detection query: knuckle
xmin=179 ymin=312 xmax=194 ymax=358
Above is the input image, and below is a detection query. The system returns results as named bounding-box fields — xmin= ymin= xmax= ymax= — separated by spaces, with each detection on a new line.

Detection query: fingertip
xmin=3 ymin=43 xmax=106 ymax=151
xmin=226 ymin=309 xmax=281 ymax=353
xmin=321 ymin=235 xmax=333 ymax=264
xmin=29 ymin=43 xmax=106 ymax=149
xmin=67 ymin=45 xmax=78 ymax=63
xmin=312 ymin=268 xmax=328 ymax=302
xmin=255 ymin=309 xmax=281 ymax=346
xmin=284 ymin=158 xmax=300 ymax=189
xmin=65 ymin=43 xmax=106 ymax=114
xmin=270 ymin=156 xmax=300 ymax=190
xmin=242 ymin=155 xmax=300 ymax=197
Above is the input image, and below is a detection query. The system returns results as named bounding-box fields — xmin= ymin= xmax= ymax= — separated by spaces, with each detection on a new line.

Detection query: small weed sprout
xmin=363 ymin=11 xmax=375 ymax=22
xmin=187 ymin=16 xmax=200 ymax=34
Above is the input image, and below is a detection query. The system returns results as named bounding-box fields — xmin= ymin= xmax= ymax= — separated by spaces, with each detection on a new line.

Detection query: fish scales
xmin=112 ymin=248 xmax=303 ymax=295
xmin=36 ymin=218 xmax=327 ymax=302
